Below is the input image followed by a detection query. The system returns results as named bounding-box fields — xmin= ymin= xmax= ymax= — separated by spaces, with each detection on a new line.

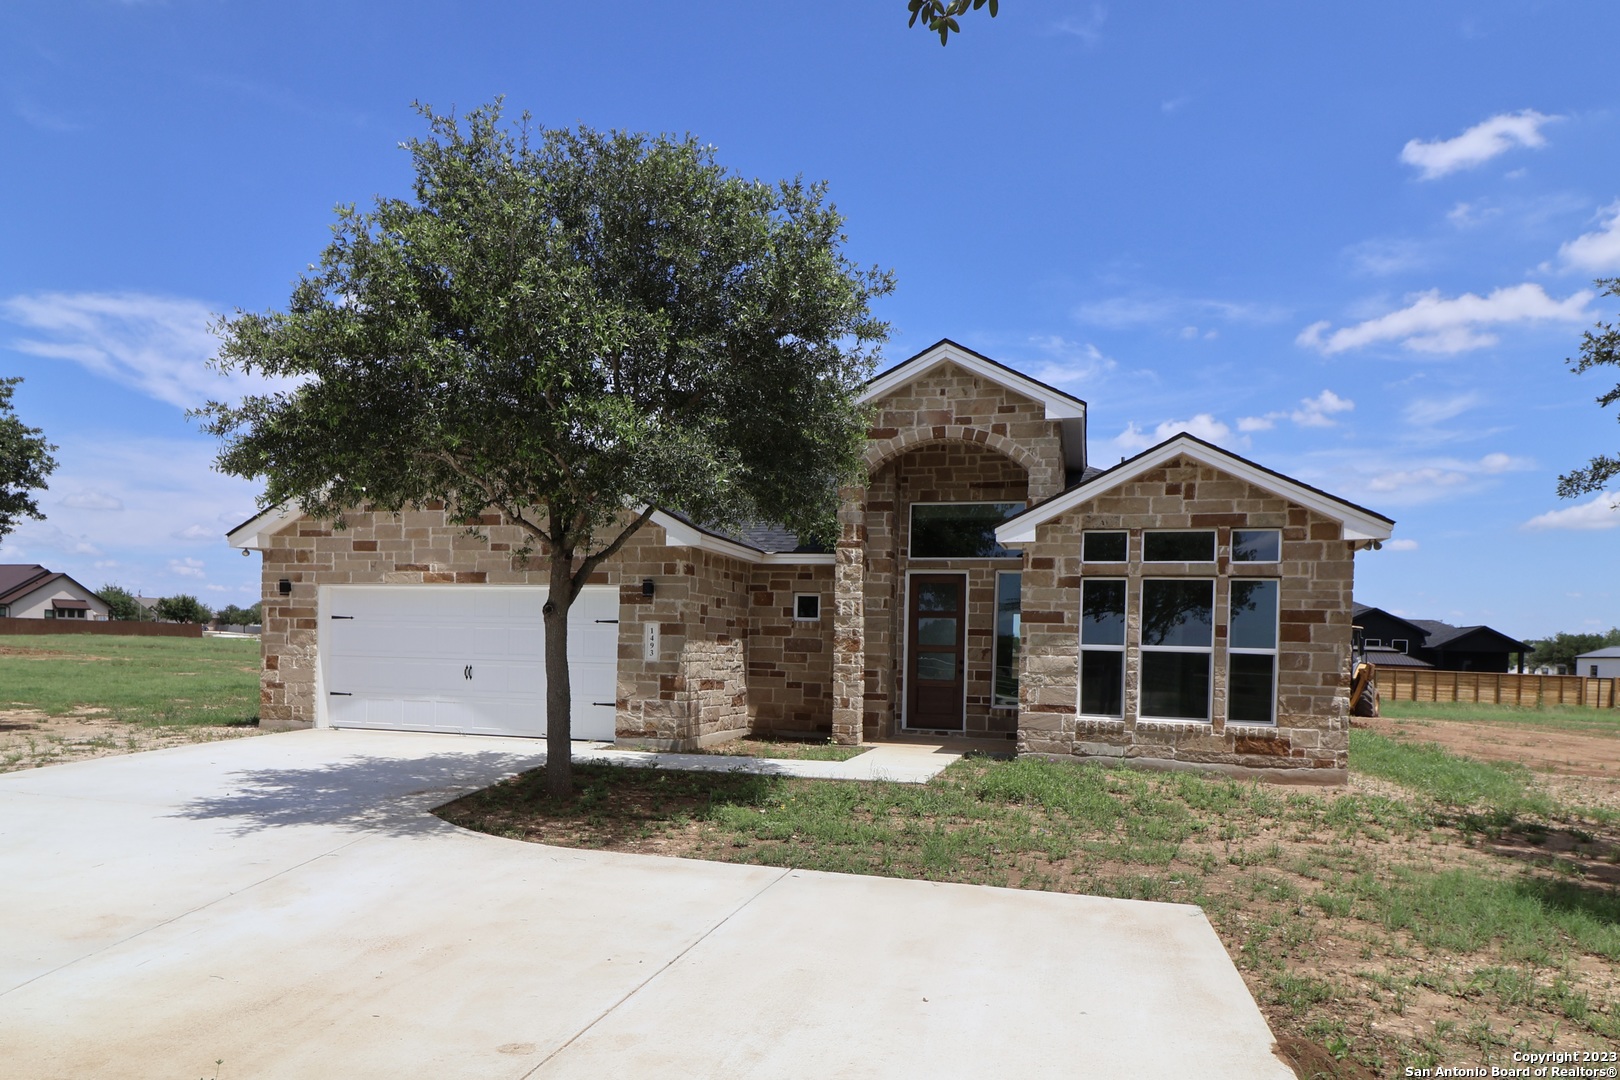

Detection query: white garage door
xmin=321 ymin=585 xmax=620 ymax=740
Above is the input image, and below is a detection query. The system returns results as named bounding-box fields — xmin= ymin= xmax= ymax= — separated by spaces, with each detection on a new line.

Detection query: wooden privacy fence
xmin=0 ymin=618 xmax=202 ymax=638
xmin=1376 ymin=667 xmax=1619 ymax=709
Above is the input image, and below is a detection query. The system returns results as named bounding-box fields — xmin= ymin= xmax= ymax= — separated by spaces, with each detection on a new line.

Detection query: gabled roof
xmin=0 ymin=564 xmax=51 ymax=597
xmin=0 ymin=567 xmax=107 ymax=609
xmin=1411 ymin=620 xmax=1529 ymax=653
xmin=1363 ymin=645 xmax=1433 ymax=668
xmin=1352 ymin=603 xmax=1428 ymax=639
xmin=1576 ymin=646 xmax=1620 ymax=660
xmin=995 ymin=433 xmax=1395 ymax=545
xmin=860 ymin=338 xmax=1087 ymax=419
xmin=226 ymin=504 xmax=302 ymax=550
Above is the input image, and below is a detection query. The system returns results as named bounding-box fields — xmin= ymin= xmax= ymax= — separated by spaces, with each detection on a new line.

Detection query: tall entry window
xmin=909 ymin=503 xmax=1024 ymax=559
xmin=1140 ymin=579 xmax=1214 ymax=720
xmin=993 ymin=572 xmax=1021 ymax=707
xmin=1228 ymin=579 xmax=1279 ymax=724
xmin=1079 ymin=579 xmax=1126 ymax=717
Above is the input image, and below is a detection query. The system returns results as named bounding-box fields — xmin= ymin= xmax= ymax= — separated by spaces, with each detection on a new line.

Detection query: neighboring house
xmin=1575 ymin=647 xmax=1620 ymax=680
xmin=228 ymin=339 xmax=1394 ymax=782
xmin=0 ymin=565 xmax=111 ymax=621
xmin=1353 ymin=602 xmax=1529 ymax=672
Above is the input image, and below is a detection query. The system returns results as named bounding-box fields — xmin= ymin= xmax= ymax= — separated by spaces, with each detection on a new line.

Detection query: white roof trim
xmin=648 ymin=510 xmax=834 ymax=565
xmin=995 ymin=435 xmax=1394 ymax=545
xmin=226 ymin=504 xmax=302 ymax=550
xmin=860 ymin=341 xmax=1085 ymax=420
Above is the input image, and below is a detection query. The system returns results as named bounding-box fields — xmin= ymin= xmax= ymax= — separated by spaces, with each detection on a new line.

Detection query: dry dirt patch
xmin=0 ymin=708 xmax=263 ymax=773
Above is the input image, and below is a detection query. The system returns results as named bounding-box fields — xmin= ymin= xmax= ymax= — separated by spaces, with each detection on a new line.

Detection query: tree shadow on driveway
xmin=168 ymin=750 xmax=543 ymax=838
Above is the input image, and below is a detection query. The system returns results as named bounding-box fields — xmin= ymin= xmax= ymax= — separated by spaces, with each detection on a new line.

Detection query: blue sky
xmin=2 ymin=1 xmax=1616 ymax=637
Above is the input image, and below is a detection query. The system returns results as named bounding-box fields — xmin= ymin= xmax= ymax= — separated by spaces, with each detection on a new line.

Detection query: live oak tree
xmin=1558 ymin=277 xmax=1620 ymax=503
xmin=198 ymin=101 xmax=891 ymax=798
xmin=97 ymin=584 xmax=149 ymax=622
xmin=155 ymin=594 xmax=211 ymax=624
xmin=0 ymin=376 xmax=58 ymax=541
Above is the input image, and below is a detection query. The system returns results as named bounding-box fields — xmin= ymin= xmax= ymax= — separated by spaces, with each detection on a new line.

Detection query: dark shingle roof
xmin=1364 ymin=646 xmax=1432 ymax=668
xmin=0 ymin=565 xmax=56 ymax=606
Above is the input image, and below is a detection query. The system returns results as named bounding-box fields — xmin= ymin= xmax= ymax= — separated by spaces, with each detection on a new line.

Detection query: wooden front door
xmin=906 ymin=574 xmax=966 ymax=730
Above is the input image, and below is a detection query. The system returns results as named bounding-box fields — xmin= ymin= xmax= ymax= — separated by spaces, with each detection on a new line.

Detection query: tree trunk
xmin=543 ymin=545 xmax=575 ymax=799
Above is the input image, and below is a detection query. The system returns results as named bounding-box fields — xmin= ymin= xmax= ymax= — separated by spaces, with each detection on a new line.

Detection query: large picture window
xmin=993 ymin=572 xmax=1021 ymax=707
xmin=1079 ymin=579 xmax=1126 ymax=716
xmin=909 ymin=502 xmax=1024 ymax=559
xmin=1228 ymin=579 xmax=1279 ymax=724
xmin=1140 ymin=578 xmax=1213 ymax=720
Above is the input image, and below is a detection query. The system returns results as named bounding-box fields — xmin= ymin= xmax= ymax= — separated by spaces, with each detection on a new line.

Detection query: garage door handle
xmin=595 ymin=619 xmax=618 ymax=624
xmin=329 ymin=691 xmax=352 ymax=697
xmin=592 ymin=701 xmax=614 ymax=707
xmin=464 ymin=665 xmax=472 ymax=679
xmin=330 ymin=615 xmax=355 ymax=620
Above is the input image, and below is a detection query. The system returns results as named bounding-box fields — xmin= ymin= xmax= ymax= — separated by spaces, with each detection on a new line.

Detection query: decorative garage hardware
xmin=278 ymin=579 xmax=292 ymax=595
xmin=328 ymin=691 xmax=352 ymax=696
xmin=463 ymin=665 xmax=473 ymax=679
xmin=595 ymin=618 xmax=618 ymax=624
xmin=592 ymin=701 xmax=614 ymax=707
xmin=641 ymin=578 xmax=655 ymax=597
xmin=330 ymin=615 xmax=355 ymax=620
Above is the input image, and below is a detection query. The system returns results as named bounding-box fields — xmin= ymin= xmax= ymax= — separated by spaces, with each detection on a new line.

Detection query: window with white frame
xmin=992 ymin=572 xmax=1021 ymax=707
xmin=1391 ymin=638 xmax=1407 ymax=654
xmin=1140 ymin=578 xmax=1213 ymax=720
xmin=1079 ymin=579 xmax=1126 ymax=716
xmin=1143 ymin=530 xmax=1215 ymax=562
xmin=1227 ymin=579 xmax=1279 ymax=725
xmin=1082 ymin=530 xmax=1127 ymax=562
xmin=908 ymin=502 xmax=1024 ymax=559
xmin=1231 ymin=529 xmax=1281 ymax=562
xmin=793 ymin=593 xmax=821 ymax=621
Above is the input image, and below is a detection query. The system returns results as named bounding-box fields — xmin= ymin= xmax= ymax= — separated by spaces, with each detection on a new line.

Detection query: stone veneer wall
xmin=256 ymin=506 xmax=759 ymax=749
xmin=746 ymin=564 xmax=835 ymax=735
xmin=863 ymin=443 xmax=1029 ymax=738
xmin=1016 ymin=455 xmax=1354 ymax=782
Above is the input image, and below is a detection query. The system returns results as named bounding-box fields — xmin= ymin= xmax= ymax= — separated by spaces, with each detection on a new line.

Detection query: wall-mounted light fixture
xmin=278 ymin=579 xmax=292 ymax=596
xmin=641 ymin=578 xmax=656 ymax=597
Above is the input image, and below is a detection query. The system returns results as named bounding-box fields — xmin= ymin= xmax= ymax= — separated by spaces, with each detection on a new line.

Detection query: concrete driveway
xmin=0 ymin=730 xmax=1292 ymax=1079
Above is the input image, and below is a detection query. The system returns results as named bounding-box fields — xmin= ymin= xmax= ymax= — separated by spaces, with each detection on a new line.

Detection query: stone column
xmin=831 ymin=485 xmax=866 ymax=744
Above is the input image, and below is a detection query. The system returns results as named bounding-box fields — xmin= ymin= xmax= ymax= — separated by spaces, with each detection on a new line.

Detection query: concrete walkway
xmin=578 ymin=737 xmax=970 ymax=783
xmin=0 ymin=729 xmax=1291 ymax=1079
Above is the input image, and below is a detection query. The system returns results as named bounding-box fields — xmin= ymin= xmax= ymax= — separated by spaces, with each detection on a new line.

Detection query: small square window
xmin=1143 ymin=530 xmax=1215 ymax=562
xmin=793 ymin=594 xmax=821 ymax=621
xmin=1391 ymin=638 xmax=1407 ymax=654
xmin=1232 ymin=529 xmax=1281 ymax=562
xmin=1082 ymin=531 xmax=1127 ymax=562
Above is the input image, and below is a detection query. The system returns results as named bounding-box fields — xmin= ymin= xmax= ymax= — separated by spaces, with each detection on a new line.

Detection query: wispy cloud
xmin=1076 ymin=294 xmax=1287 ymax=329
xmin=12 ymin=98 xmax=82 ymax=133
xmin=1053 ymin=5 xmax=1107 ymax=45
xmin=1447 ymin=200 xmax=1500 ymax=229
xmin=60 ymin=490 xmax=125 ymax=511
xmin=1400 ymin=109 xmax=1558 ymax=180
xmin=0 ymin=291 xmax=294 ymax=410
xmin=1023 ymin=335 xmax=1116 ymax=386
xmin=1297 ymin=283 xmax=1593 ymax=356
xmin=1114 ymin=413 xmax=1237 ymax=454
xmin=1523 ymin=491 xmax=1620 ymax=531
xmin=169 ymin=557 xmax=207 ymax=579
xmin=1238 ymin=389 xmax=1355 ymax=432
xmin=1344 ymin=238 xmax=1429 ymax=277
xmin=1403 ymin=392 xmax=1484 ymax=427
xmin=1559 ymin=202 xmax=1620 ymax=271
xmin=1353 ymin=451 xmax=1531 ymax=505
xmin=1384 ymin=538 xmax=1420 ymax=552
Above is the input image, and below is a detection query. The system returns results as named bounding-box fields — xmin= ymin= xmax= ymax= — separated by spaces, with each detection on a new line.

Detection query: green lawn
xmin=687 ymin=736 xmax=870 ymax=761
xmin=0 ymin=634 xmax=261 ymax=727
xmin=1380 ymin=699 xmax=1620 ymax=735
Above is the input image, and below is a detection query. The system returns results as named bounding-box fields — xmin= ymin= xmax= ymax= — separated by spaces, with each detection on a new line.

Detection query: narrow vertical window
xmin=1140 ymin=578 xmax=1213 ymax=720
xmin=1228 ymin=579 xmax=1279 ymax=725
xmin=992 ymin=572 xmax=1021 ymax=707
xmin=1079 ymin=579 xmax=1126 ymax=717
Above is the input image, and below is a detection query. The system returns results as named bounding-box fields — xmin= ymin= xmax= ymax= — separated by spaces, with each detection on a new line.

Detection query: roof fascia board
xmin=226 ymin=504 xmax=302 ymax=550
xmin=648 ymin=510 xmax=832 ymax=565
xmin=860 ymin=342 xmax=1085 ymax=420
xmin=996 ymin=436 xmax=1394 ymax=545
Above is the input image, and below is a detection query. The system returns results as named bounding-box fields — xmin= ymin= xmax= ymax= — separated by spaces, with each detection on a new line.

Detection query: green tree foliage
xmin=908 ymin=0 xmax=999 ymax=44
xmin=154 ymin=594 xmax=212 ymax=624
xmin=215 ymin=603 xmax=261 ymax=626
xmin=97 ymin=584 xmax=150 ymax=622
xmin=198 ymin=101 xmax=892 ymax=796
xmin=0 ymin=376 xmax=59 ymax=540
xmin=1527 ymin=629 xmax=1620 ymax=672
xmin=1558 ymin=277 xmax=1620 ymax=500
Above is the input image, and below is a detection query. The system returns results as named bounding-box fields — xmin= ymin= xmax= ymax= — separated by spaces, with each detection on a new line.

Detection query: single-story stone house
xmin=227 ymin=339 xmax=1393 ymax=782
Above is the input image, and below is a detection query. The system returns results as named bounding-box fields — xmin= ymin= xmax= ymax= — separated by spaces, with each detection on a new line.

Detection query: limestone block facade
xmin=231 ymin=338 xmax=1392 ymax=779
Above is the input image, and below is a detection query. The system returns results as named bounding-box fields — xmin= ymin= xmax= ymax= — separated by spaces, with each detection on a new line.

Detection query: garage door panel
xmin=322 ymin=585 xmax=619 ymax=740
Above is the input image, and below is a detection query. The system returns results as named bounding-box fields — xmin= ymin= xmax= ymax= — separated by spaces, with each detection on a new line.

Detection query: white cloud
xmin=1075 ymin=294 xmax=1287 ymax=329
xmin=1113 ymin=413 xmax=1235 ymax=454
xmin=169 ymin=557 xmax=207 ymax=579
xmin=1345 ymin=238 xmax=1428 ymax=277
xmin=1403 ymin=392 xmax=1484 ymax=427
xmin=1400 ymin=110 xmax=1557 ymax=180
xmin=2 ymin=522 xmax=102 ymax=558
xmin=173 ymin=524 xmax=218 ymax=541
xmin=1025 ymin=336 xmax=1116 ymax=386
xmin=1297 ymin=283 xmax=1593 ymax=356
xmin=1384 ymin=538 xmax=1420 ymax=552
xmin=1161 ymin=96 xmax=1192 ymax=115
xmin=1238 ymin=389 xmax=1354 ymax=432
xmin=0 ymin=291 xmax=296 ymax=410
xmin=60 ymin=490 xmax=124 ymax=511
xmin=1559 ymin=203 xmax=1620 ymax=271
xmin=1053 ymin=5 xmax=1107 ymax=44
xmin=1447 ymin=200 xmax=1500 ymax=229
xmin=1353 ymin=452 xmax=1532 ymax=504
xmin=1523 ymin=491 xmax=1620 ymax=531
